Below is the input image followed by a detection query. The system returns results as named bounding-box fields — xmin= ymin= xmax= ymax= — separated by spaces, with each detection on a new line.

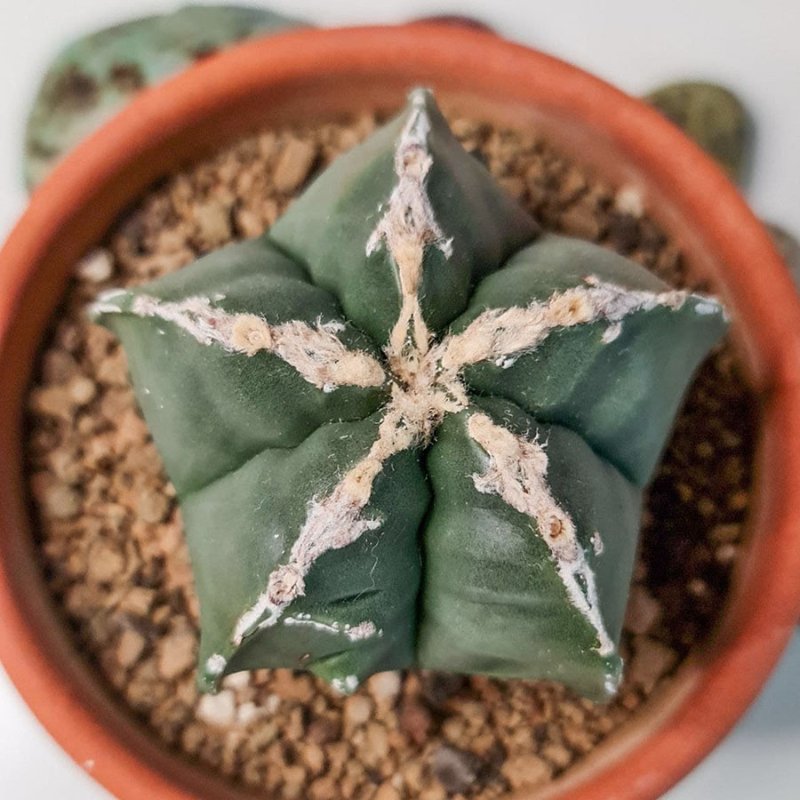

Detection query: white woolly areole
xmin=331 ymin=675 xmax=360 ymax=694
xmin=694 ymin=300 xmax=723 ymax=316
xmin=601 ymin=323 xmax=623 ymax=344
xmin=87 ymin=288 xmax=128 ymax=316
xmin=205 ymin=653 xmax=227 ymax=677
xmin=366 ymin=89 xmax=453 ymax=359
xmin=441 ymin=277 xmax=691 ymax=370
xmin=99 ymin=294 xmax=386 ymax=392
xmin=467 ymin=412 xmax=615 ymax=657
xmin=284 ymin=614 xmax=380 ymax=641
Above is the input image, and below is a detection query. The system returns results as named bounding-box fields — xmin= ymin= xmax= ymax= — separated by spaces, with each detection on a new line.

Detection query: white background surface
xmin=1 ymin=1 xmax=798 ymax=798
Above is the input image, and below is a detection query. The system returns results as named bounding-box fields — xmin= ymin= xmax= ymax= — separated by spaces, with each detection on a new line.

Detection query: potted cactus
xmin=89 ymin=88 xmax=726 ymax=704
xmin=1 ymin=23 xmax=799 ymax=800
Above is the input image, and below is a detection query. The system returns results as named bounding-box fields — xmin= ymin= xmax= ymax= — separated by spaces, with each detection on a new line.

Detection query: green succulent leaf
xmin=181 ymin=413 xmax=429 ymax=692
xmin=453 ymin=234 xmax=728 ymax=485
xmin=95 ymin=238 xmax=387 ymax=495
xmin=25 ymin=4 xmax=305 ymax=189
xmin=270 ymin=90 xmax=538 ymax=346
xmin=94 ymin=89 xmax=727 ymax=700
xmin=418 ymin=398 xmax=641 ymax=701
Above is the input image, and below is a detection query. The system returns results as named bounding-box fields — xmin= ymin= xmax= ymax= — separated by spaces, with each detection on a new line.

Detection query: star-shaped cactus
xmin=92 ymin=90 xmax=727 ymax=701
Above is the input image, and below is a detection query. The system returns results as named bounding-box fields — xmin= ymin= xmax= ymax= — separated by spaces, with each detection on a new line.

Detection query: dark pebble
xmin=49 ymin=66 xmax=99 ymax=112
xmin=109 ymin=63 xmax=145 ymax=93
xmin=420 ymin=671 xmax=468 ymax=709
xmin=431 ymin=745 xmax=483 ymax=794
xmin=607 ymin=211 xmax=641 ymax=253
xmin=306 ymin=716 xmax=341 ymax=745
xmin=398 ymin=698 xmax=433 ymax=745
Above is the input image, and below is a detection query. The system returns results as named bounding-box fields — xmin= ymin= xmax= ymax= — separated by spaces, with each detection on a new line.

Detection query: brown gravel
xmin=25 ymin=108 xmax=755 ymax=798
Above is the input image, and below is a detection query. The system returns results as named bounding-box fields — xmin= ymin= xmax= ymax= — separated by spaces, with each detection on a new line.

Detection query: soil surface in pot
xmin=25 ymin=110 xmax=755 ymax=800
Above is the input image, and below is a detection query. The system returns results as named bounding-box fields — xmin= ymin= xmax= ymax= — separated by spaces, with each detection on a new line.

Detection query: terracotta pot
xmin=1 ymin=24 xmax=799 ymax=800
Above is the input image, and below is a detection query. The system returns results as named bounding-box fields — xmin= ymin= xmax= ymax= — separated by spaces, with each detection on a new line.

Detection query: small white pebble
xmin=343 ymin=694 xmax=372 ymax=728
xmin=196 ymin=690 xmax=236 ymax=727
xmin=614 ymin=185 xmax=644 ymax=217
xmin=67 ymin=376 xmax=96 ymax=406
xmin=42 ymin=482 xmax=81 ymax=520
xmin=687 ymin=577 xmax=710 ymax=597
xmin=601 ymin=323 xmax=622 ymax=344
xmin=76 ymin=249 xmax=114 ymax=283
xmin=264 ymin=693 xmax=281 ymax=715
xmin=715 ymin=543 xmax=738 ymax=564
xmin=236 ymin=701 xmax=265 ymax=726
xmin=221 ymin=671 xmax=250 ymax=691
xmin=367 ymin=671 xmax=402 ymax=705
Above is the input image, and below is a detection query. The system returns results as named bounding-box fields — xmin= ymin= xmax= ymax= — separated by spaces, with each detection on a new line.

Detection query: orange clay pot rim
xmin=1 ymin=23 xmax=800 ymax=800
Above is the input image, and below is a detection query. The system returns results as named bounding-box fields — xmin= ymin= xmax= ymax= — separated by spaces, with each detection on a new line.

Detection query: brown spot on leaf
xmin=431 ymin=744 xmax=487 ymax=794
xmin=192 ymin=44 xmax=219 ymax=61
xmin=48 ymin=66 xmax=99 ymax=111
xmin=548 ymin=517 xmax=563 ymax=539
xmin=26 ymin=138 xmax=60 ymax=159
xmin=109 ymin=63 xmax=145 ymax=93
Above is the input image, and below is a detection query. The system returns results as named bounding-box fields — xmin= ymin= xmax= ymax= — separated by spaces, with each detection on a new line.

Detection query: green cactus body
xmin=24 ymin=4 xmax=303 ymax=189
xmin=92 ymin=90 xmax=727 ymax=702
